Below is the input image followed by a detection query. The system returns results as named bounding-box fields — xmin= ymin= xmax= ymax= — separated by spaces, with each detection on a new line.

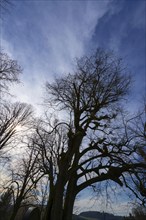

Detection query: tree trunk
xmin=63 ymin=174 xmax=77 ymax=220
xmin=48 ymin=132 xmax=84 ymax=220
xmin=50 ymin=164 xmax=68 ymax=220
xmin=63 ymin=134 xmax=83 ymax=220
xmin=44 ymin=191 xmax=54 ymax=220
xmin=10 ymin=210 xmax=17 ymax=220
xmin=9 ymin=204 xmax=20 ymax=220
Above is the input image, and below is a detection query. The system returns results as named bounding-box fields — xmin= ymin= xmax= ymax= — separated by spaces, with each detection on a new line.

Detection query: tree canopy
xmin=34 ymin=48 xmax=145 ymax=220
xmin=0 ymin=49 xmax=145 ymax=220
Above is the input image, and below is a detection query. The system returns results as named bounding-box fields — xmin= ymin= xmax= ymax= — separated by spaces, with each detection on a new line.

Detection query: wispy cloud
xmin=2 ymin=1 xmax=110 ymax=111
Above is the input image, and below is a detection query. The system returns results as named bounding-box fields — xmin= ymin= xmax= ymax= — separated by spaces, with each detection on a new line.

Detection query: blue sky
xmin=1 ymin=0 xmax=146 ymax=215
xmin=1 ymin=0 xmax=145 ymax=114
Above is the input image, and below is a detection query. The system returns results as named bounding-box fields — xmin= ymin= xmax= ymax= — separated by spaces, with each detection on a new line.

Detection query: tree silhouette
xmin=0 ymin=102 xmax=33 ymax=160
xmin=0 ymin=52 xmax=21 ymax=98
xmin=5 ymin=145 xmax=44 ymax=220
xmin=122 ymin=106 xmax=146 ymax=205
xmin=33 ymin=49 xmax=146 ymax=220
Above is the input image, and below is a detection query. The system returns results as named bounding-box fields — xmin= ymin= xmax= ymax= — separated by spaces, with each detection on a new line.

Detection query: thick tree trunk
xmin=44 ymin=191 xmax=54 ymax=220
xmin=48 ymin=132 xmax=84 ymax=220
xmin=50 ymin=180 xmax=64 ymax=220
xmin=50 ymin=164 xmax=68 ymax=220
xmin=63 ymin=150 xmax=79 ymax=220
xmin=62 ymin=133 xmax=83 ymax=220
xmin=9 ymin=203 xmax=20 ymax=220
xmin=63 ymin=175 xmax=77 ymax=220
xmin=10 ymin=210 xmax=18 ymax=220
xmin=63 ymin=193 xmax=76 ymax=220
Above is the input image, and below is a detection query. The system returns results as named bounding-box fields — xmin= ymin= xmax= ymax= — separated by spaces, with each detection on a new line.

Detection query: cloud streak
xmin=2 ymin=1 xmax=110 ymax=111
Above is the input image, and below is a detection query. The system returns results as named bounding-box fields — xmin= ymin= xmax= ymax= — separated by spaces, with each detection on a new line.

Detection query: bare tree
xmin=122 ymin=106 xmax=146 ymax=205
xmin=4 ymin=145 xmax=44 ymax=220
xmin=29 ymin=117 xmax=68 ymax=220
xmin=0 ymin=102 xmax=33 ymax=160
xmin=37 ymin=49 xmax=146 ymax=220
xmin=32 ymin=176 xmax=50 ymax=218
xmin=0 ymin=52 xmax=33 ymax=160
xmin=0 ymin=52 xmax=22 ymax=98
xmin=0 ymin=51 xmax=41 ymax=219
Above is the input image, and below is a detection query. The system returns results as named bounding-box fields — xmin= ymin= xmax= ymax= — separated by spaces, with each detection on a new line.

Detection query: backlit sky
xmin=1 ymin=0 xmax=146 ymax=215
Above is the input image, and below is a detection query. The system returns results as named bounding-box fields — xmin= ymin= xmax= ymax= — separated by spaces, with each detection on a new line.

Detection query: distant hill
xmin=73 ymin=211 xmax=124 ymax=220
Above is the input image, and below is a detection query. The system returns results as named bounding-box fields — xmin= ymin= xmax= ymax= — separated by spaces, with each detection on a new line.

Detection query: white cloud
xmin=2 ymin=1 xmax=110 ymax=115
